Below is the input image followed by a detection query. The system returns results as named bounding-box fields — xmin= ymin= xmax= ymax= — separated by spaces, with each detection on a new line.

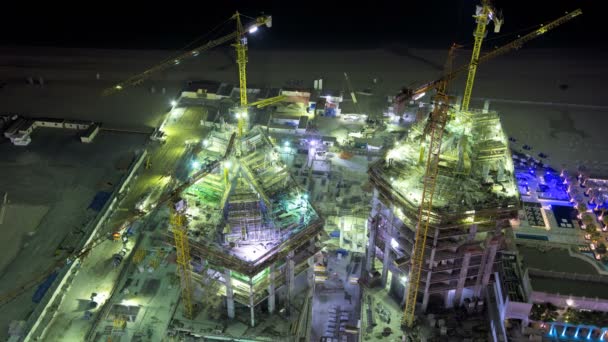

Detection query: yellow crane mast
xmin=402 ymin=79 xmax=451 ymax=330
xmin=461 ymin=0 xmax=501 ymax=111
xmin=234 ymin=12 xmax=249 ymax=137
xmin=172 ymin=207 xmax=194 ymax=319
xmin=401 ymin=9 xmax=582 ymax=329
xmin=397 ymin=9 xmax=582 ymax=105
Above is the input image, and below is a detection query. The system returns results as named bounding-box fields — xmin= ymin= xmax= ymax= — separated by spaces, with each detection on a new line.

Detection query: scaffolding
xmin=162 ymin=126 xmax=324 ymax=327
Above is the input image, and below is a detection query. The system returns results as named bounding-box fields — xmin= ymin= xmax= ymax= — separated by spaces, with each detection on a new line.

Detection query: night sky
xmin=1 ymin=0 xmax=603 ymax=50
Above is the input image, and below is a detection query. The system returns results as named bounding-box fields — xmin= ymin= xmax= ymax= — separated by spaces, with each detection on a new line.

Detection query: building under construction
xmin=366 ymin=107 xmax=519 ymax=312
xmin=174 ymin=125 xmax=324 ymax=327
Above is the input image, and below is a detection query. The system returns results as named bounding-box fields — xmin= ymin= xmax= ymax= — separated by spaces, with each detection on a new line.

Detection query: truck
xmin=150 ymin=128 xmax=167 ymax=143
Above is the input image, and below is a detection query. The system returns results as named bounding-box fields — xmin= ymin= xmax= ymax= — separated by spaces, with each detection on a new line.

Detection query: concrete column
xmin=307 ymin=256 xmax=315 ymax=290
xmin=250 ymin=281 xmax=255 ymax=327
xmin=287 ymin=251 xmax=295 ymax=311
xmin=467 ymin=224 xmax=477 ymax=242
xmin=454 ymin=250 xmax=472 ymax=307
xmin=481 ymin=239 xmax=500 ymax=290
xmin=381 ymin=205 xmax=396 ymax=287
xmin=444 ymin=291 xmax=452 ymax=308
xmin=224 ymin=269 xmax=235 ymax=319
xmin=365 ymin=215 xmax=378 ymax=273
xmin=308 ymin=237 xmax=316 ymax=253
xmin=381 ymin=231 xmax=392 ymax=287
xmin=473 ymin=235 xmax=492 ymax=297
xmin=421 ymin=228 xmax=440 ymax=311
xmin=366 ymin=195 xmax=381 ymax=273
xmin=268 ymin=264 xmax=276 ymax=314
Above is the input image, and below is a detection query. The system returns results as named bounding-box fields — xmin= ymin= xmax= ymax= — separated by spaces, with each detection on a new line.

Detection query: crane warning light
xmin=249 ymin=26 xmax=258 ymax=34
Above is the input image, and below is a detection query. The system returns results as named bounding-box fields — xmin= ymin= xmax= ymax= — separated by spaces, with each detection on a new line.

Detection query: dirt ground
xmin=0 ymin=45 xmax=606 ymax=176
xmin=0 ymin=129 xmax=146 ymax=340
xmin=0 ymin=204 xmax=48 ymax=273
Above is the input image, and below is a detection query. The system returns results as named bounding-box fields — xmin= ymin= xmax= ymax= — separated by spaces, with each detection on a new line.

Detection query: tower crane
xmin=2 ymin=10 xmax=274 ymax=315
xmin=395 ymin=9 xmax=582 ymax=109
xmin=401 ymin=9 xmax=582 ymax=329
xmin=172 ymin=205 xmax=194 ymax=319
xmin=461 ymin=0 xmax=503 ymax=111
xmin=102 ymin=13 xmax=271 ymax=96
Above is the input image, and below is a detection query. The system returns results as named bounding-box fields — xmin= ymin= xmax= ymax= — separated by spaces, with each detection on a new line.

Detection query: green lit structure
xmin=366 ymin=109 xmax=519 ymax=311
xmin=174 ymin=126 xmax=323 ymax=327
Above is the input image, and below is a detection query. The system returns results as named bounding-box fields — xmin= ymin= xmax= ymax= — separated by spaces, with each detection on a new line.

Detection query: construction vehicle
xmin=102 ymin=13 xmax=271 ymax=96
xmin=394 ymin=9 xmax=582 ymax=110
xmin=400 ymin=8 xmax=582 ymax=330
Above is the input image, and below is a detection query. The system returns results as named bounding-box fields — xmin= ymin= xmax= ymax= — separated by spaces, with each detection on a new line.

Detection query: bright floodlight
xmin=310 ymin=140 xmax=317 ymax=146
xmin=284 ymin=141 xmax=290 ymax=147
xmin=413 ymin=92 xmax=426 ymax=101
xmin=225 ymin=160 xmax=232 ymax=168
xmin=401 ymin=275 xmax=408 ymax=284
xmin=171 ymin=100 xmax=177 ymax=106
xmin=203 ymin=139 xmax=209 ymax=146
xmin=249 ymin=26 xmax=258 ymax=34
xmin=191 ymin=161 xmax=200 ymax=169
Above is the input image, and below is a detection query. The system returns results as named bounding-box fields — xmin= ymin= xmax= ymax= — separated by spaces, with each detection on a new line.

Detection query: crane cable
xmin=154 ymin=18 xmax=233 ymax=67
xmin=457 ymin=16 xmax=570 ymax=50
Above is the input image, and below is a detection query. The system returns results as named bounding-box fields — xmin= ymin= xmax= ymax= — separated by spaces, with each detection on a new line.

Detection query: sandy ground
xmin=40 ymin=104 xmax=210 ymax=341
xmin=1 ymin=45 xmax=606 ymax=178
xmin=0 ymin=204 xmax=48 ymax=273
xmin=0 ymin=129 xmax=146 ymax=341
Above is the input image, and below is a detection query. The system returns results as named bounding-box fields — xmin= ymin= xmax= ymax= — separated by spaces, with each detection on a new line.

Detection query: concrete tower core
xmin=174 ymin=126 xmax=323 ymax=327
xmin=366 ymin=109 xmax=519 ymax=313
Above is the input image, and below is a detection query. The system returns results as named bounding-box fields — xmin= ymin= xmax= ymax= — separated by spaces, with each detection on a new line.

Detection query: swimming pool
xmin=516 ymin=233 xmax=549 ymax=241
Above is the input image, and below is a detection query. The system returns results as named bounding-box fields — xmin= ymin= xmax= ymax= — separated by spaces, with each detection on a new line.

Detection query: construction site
xmin=2 ymin=2 xmax=608 ymax=342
